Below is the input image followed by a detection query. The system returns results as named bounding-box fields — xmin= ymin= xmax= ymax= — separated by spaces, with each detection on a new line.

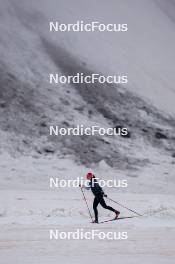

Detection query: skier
xmin=80 ymin=172 xmax=120 ymax=223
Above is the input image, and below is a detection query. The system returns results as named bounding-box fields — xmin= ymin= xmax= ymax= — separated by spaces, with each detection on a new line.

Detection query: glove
xmin=103 ymin=194 xmax=107 ymax=198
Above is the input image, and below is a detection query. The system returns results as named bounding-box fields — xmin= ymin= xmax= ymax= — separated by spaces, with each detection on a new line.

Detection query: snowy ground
xmin=1 ymin=188 xmax=175 ymax=264
xmin=0 ymin=220 xmax=175 ymax=264
xmin=0 ymin=153 xmax=175 ymax=263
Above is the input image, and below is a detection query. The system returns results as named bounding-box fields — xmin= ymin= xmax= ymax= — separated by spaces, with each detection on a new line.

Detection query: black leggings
xmin=93 ymin=196 xmax=115 ymax=221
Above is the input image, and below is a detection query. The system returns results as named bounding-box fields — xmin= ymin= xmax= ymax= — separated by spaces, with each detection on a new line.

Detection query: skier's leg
xmin=99 ymin=197 xmax=120 ymax=218
xmin=93 ymin=197 xmax=99 ymax=222
xmin=99 ymin=197 xmax=115 ymax=212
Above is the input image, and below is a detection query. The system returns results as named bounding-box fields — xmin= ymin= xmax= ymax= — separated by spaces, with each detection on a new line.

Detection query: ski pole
xmin=107 ymin=197 xmax=142 ymax=217
xmin=80 ymin=186 xmax=93 ymax=221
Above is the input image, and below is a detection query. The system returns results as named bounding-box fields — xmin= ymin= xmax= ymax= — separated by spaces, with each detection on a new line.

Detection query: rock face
xmin=0 ymin=0 xmax=175 ymax=168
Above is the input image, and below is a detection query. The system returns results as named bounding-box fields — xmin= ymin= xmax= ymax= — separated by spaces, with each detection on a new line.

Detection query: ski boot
xmin=91 ymin=219 xmax=99 ymax=224
xmin=114 ymin=210 xmax=120 ymax=219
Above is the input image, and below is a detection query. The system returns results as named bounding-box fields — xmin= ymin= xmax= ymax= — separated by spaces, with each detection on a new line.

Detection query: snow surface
xmin=0 ymin=152 xmax=175 ymax=263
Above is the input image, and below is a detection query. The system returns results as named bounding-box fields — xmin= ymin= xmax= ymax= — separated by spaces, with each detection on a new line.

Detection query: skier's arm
xmin=100 ymin=189 xmax=107 ymax=197
xmin=101 ymin=190 xmax=107 ymax=197
xmin=98 ymin=185 xmax=107 ymax=197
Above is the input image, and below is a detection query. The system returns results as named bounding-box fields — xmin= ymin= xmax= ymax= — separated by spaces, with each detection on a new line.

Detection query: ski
xmin=98 ymin=215 xmax=139 ymax=224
